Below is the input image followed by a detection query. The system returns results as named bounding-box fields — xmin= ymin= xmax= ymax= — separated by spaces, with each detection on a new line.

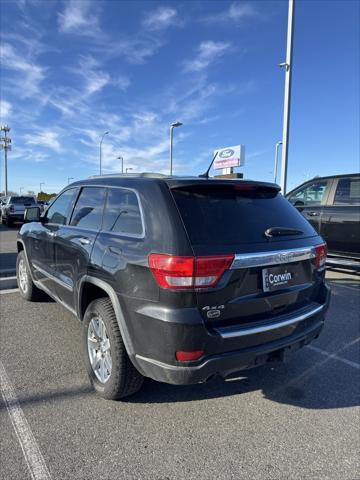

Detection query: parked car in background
xmin=0 ymin=195 xmax=37 ymax=227
xmin=286 ymin=173 xmax=360 ymax=270
xmin=17 ymin=174 xmax=330 ymax=400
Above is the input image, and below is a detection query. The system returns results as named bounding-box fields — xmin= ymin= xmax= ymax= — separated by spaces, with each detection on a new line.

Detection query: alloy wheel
xmin=87 ymin=316 xmax=112 ymax=383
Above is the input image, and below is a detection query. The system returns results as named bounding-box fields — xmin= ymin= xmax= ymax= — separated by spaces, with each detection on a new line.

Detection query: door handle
xmin=79 ymin=237 xmax=92 ymax=245
xmin=306 ymin=211 xmax=319 ymax=217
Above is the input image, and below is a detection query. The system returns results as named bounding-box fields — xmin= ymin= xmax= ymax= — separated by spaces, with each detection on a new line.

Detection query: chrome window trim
xmin=46 ymin=185 xmax=146 ymax=239
xmin=215 ymin=304 xmax=325 ymax=339
xmin=230 ymin=246 xmax=316 ymax=270
xmin=33 ymin=262 xmax=73 ymax=292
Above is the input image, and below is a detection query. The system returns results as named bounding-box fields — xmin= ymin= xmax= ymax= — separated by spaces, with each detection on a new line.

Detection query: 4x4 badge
xmin=202 ymin=305 xmax=224 ymax=319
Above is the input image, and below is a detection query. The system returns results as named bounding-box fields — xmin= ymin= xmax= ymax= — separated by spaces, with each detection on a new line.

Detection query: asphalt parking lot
xmin=1 ymin=225 xmax=359 ymax=479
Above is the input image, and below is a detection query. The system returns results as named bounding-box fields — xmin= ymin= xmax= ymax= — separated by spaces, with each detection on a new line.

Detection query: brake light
xmin=176 ymin=350 xmax=204 ymax=362
xmin=148 ymin=254 xmax=234 ymax=289
xmin=314 ymin=243 xmax=327 ymax=269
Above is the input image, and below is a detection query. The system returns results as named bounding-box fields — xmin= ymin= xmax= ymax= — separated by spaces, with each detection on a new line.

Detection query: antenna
xmin=198 ymin=151 xmax=218 ymax=178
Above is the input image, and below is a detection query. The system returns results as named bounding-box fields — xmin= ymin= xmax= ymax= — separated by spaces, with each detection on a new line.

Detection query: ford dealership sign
xmin=214 ymin=145 xmax=245 ymax=170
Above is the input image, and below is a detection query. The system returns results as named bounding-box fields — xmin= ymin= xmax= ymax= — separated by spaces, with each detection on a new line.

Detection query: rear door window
xmin=102 ymin=188 xmax=143 ymax=236
xmin=70 ymin=187 xmax=106 ymax=230
xmin=171 ymin=184 xmax=316 ymax=245
xmin=334 ymin=178 xmax=360 ymax=205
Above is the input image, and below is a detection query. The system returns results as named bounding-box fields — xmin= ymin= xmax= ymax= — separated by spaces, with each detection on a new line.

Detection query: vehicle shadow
xmin=126 ymin=352 xmax=359 ymax=409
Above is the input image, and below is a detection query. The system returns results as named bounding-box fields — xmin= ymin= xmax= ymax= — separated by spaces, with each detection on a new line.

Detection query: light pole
xmin=40 ymin=182 xmax=45 ymax=193
xmin=274 ymin=141 xmax=283 ymax=183
xmin=125 ymin=167 xmax=133 ymax=174
xmin=169 ymin=121 xmax=182 ymax=176
xmin=19 ymin=187 xmax=24 ymax=195
xmin=99 ymin=131 xmax=109 ymax=176
xmin=118 ymin=156 xmax=124 ymax=174
xmin=279 ymin=0 xmax=295 ymax=194
xmin=0 ymin=125 xmax=11 ymax=196
xmin=68 ymin=177 xmax=74 ymax=184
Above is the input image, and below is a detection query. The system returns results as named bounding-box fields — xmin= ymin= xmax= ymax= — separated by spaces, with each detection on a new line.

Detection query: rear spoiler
xmin=168 ymin=179 xmax=281 ymax=193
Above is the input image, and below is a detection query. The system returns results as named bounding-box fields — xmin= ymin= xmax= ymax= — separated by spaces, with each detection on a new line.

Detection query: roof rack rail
xmin=88 ymin=172 xmax=169 ymax=179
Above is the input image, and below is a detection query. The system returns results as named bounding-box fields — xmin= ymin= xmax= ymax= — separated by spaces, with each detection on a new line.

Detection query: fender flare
xmin=77 ymin=275 xmax=136 ymax=359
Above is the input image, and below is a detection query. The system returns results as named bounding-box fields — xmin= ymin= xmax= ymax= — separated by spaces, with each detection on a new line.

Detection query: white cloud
xmin=78 ymin=56 xmax=110 ymax=96
xmin=112 ymin=75 xmax=131 ymax=91
xmin=184 ymin=41 xmax=232 ymax=72
xmin=25 ymin=131 xmax=61 ymax=152
xmin=112 ymin=37 xmax=163 ymax=64
xmin=203 ymin=2 xmax=257 ymax=23
xmin=0 ymin=42 xmax=46 ymax=97
xmin=142 ymin=7 xmax=180 ymax=31
xmin=0 ymin=100 xmax=12 ymax=120
xmin=58 ymin=0 xmax=100 ymax=35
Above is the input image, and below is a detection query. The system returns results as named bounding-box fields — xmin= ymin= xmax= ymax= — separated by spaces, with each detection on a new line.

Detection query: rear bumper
xmin=132 ymin=284 xmax=331 ymax=385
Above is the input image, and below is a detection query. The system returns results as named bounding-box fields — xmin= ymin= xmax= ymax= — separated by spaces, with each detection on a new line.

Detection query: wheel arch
xmin=77 ymin=276 xmax=136 ymax=358
xmin=17 ymin=240 xmax=24 ymax=252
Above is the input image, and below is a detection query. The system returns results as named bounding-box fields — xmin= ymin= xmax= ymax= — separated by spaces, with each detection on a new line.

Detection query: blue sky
xmin=0 ymin=0 xmax=359 ymax=194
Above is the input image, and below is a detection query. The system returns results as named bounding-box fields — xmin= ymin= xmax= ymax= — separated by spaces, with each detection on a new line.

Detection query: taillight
xmin=148 ymin=254 xmax=234 ymax=289
xmin=175 ymin=350 xmax=204 ymax=362
xmin=314 ymin=243 xmax=327 ymax=270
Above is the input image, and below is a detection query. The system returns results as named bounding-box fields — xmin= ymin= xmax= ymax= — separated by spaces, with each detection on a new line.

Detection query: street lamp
xmin=118 ymin=156 xmax=124 ymax=174
xmin=99 ymin=131 xmax=109 ymax=176
xmin=274 ymin=141 xmax=283 ymax=183
xmin=68 ymin=177 xmax=74 ymax=184
xmin=40 ymin=182 xmax=45 ymax=193
xmin=0 ymin=125 xmax=11 ymax=195
xmin=169 ymin=121 xmax=182 ymax=176
xmin=126 ymin=167 xmax=133 ymax=174
xmin=279 ymin=0 xmax=295 ymax=194
xmin=19 ymin=187 xmax=24 ymax=195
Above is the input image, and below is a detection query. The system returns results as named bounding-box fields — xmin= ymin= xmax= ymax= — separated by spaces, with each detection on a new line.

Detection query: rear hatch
xmin=170 ymin=180 xmax=324 ymax=329
xmin=10 ymin=196 xmax=36 ymax=215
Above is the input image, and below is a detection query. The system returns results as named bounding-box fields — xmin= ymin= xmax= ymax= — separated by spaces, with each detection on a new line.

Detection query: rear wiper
xmin=264 ymin=227 xmax=304 ymax=239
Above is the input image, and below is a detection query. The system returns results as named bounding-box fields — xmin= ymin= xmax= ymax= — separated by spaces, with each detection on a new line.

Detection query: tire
xmin=82 ymin=298 xmax=144 ymax=400
xmin=16 ymin=251 xmax=42 ymax=301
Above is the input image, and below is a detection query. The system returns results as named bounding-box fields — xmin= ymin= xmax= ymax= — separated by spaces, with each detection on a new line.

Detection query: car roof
xmin=286 ymin=173 xmax=359 ymax=196
xmin=298 ymin=173 xmax=358 ymax=182
xmin=68 ymin=173 xmax=279 ymax=191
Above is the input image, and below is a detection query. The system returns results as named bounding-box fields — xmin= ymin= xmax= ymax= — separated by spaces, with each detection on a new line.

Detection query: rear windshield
xmin=10 ymin=196 xmax=35 ymax=204
xmin=171 ymin=184 xmax=316 ymax=245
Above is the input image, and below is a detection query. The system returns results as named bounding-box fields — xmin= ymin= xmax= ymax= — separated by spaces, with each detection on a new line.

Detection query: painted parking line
xmin=329 ymin=282 xmax=360 ymax=292
xmin=306 ymin=344 xmax=360 ymax=370
xmin=0 ymin=288 xmax=19 ymax=295
xmin=0 ymin=361 xmax=52 ymax=480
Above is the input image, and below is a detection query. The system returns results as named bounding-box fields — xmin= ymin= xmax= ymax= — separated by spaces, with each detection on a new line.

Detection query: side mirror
xmin=24 ymin=206 xmax=41 ymax=222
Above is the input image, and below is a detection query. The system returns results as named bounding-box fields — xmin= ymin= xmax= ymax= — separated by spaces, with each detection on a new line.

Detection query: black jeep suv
xmin=16 ymin=174 xmax=330 ymax=400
